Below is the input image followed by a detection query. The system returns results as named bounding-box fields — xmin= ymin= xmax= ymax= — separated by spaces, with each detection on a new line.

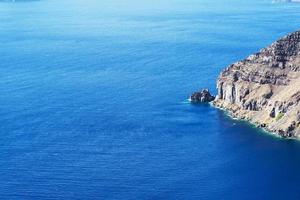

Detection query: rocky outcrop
xmin=213 ymin=30 xmax=300 ymax=138
xmin=190 ymin=89 xmax=215 ymax=103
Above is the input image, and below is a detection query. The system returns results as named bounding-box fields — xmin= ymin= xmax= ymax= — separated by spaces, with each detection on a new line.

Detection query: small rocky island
xmin=193 ymin=30 xmax=300 ymax=138
xmin=190 ymin=89 xmax=215 ymax=103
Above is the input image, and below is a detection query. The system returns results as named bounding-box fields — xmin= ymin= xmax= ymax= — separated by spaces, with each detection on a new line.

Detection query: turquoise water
xmin=1 ymin=0 xmax=300 ymax=199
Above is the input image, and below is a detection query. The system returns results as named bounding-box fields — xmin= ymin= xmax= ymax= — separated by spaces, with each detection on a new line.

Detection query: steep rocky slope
xmin=213 ymin=30 xmax=300 ymax=138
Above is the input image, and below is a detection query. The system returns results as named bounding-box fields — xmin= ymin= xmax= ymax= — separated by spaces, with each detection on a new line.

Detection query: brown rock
xmin=214 ymin=30 xmax=300 ymax=138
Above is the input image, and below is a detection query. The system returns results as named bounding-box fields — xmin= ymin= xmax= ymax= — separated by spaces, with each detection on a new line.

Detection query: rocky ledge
xmin=213 ymin=30 xmax=300 ymax=138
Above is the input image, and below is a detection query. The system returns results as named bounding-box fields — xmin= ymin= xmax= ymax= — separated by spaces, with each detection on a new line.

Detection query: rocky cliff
xmin=213 ymin=30 xmax=300 ymax=138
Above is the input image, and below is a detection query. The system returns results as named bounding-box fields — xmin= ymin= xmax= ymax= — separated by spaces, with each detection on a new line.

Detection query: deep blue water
xmin=1 ymin=0 xmax=300 ymax=199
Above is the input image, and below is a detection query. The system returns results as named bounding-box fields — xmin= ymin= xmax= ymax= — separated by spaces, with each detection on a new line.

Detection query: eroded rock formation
xmin=214 ymin=30 xmax=300 ymax=138
xmin=190 ymin=89 xmax=215 ymax=103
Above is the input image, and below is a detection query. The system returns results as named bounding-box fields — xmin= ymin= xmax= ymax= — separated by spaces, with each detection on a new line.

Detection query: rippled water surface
xmin=1 ymin=0 xmax=300 ymax=199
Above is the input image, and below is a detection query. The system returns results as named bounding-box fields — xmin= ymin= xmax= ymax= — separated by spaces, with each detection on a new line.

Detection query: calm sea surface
xmin=1 ymin=0 xmax=300 ymax=199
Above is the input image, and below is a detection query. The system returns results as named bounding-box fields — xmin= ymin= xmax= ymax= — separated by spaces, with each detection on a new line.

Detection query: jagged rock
xmin=287 ymin=121 xmax=296 ymax=133
xmin=270 ymin=108 xmax=276 ymax=118
xmin=190 ymin=89 xmax=215 ymax=103
xmin=213 ymin=30 xmax=300 ymax=138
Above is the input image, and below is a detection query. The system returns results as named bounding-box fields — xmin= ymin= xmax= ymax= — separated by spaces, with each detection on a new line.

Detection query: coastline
xmin=189 ymin=96 xmax=298 ymax=139
xmin=210 ymin=102 xmax=298 ymax=140
xmin=211 ymin=30 xmax=300 ymax=138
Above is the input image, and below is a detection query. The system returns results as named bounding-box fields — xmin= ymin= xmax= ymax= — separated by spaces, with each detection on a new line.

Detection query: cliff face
xmin=214 ymin=31 xmax=300 ymax=138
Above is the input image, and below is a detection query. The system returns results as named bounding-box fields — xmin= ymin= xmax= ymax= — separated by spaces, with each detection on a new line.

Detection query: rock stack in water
xmin=190 ymin=89 xmax=215 ymax=103
xmin=213 ymin=30 xmax=300 ymax=138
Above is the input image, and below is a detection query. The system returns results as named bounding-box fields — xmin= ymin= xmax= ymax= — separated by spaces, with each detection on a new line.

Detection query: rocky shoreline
xmin=192 ymin=30 xmax=300 ymax=138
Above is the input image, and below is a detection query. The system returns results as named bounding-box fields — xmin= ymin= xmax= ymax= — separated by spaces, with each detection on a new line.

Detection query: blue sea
xmin=1 ymin=0 xmax=300 ymax=199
